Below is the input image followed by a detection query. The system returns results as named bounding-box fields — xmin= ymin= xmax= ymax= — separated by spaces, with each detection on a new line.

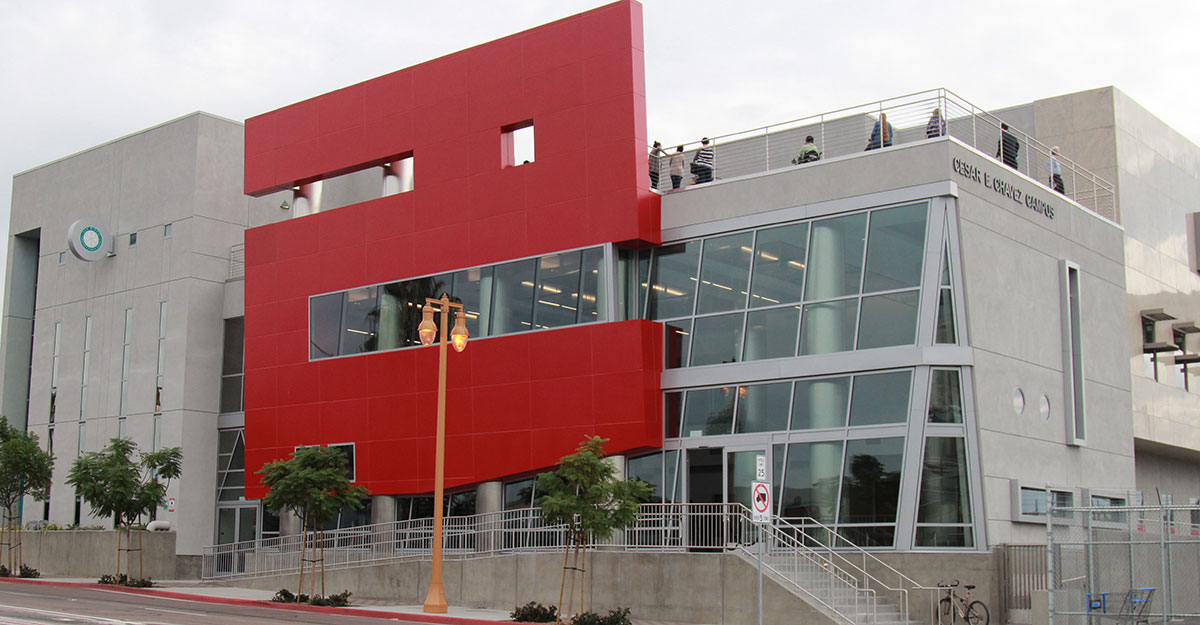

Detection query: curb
xmin=0 ymin=578 xmax=509 ymax=625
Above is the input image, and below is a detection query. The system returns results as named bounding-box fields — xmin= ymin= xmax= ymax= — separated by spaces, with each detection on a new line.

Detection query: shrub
xmin=572 ymin=608 xmax=631 ymax=625
xmin=0 ymin=565 xmax=9 ymax=578
xmin=97 ymin=573 xmax=152 ymax=588
xmin=271 ymin=588 xmax=296 ymax=603
xmin=511 ymin=601 xmax=558 ymax=622
xmin=327 ymin=590 xmax=352 ymax=607
xmin=17 ymin=564 xmax=38 ymax=578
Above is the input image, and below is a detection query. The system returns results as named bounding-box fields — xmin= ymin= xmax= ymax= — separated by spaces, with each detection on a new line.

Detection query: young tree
xmin=0 ymin=417 xmax=54 ymax=572
xmin=66 ymin=438 xmax=182 ymax=580
xmin=536 ymin=436 xmax=651 ymax=621
xmin=257 ymin=446 xmax=369 ymax=600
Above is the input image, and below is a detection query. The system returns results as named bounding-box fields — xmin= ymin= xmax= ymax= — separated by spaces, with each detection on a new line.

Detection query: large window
xmin=640 ymin=202 xmax=929 ymax=368
xmin=309 ymin=246 xmax=607 ymax=360
xmin=220 ymin=318 xmax=244 ymax=414
xmin=670 ymin=370 xmax=913 ymax=437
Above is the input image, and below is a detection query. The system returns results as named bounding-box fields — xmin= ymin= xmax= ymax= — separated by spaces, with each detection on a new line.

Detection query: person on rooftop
xmin=669 ymin=146 xmax=686 ymax=190
xmin=692 ymin=138 xmax=715 ymax=184
xmin=648 ymin=141 xmax=664 ymax=190
xmin=866 ymin=113 xmax=893 ymax=150
xmin=926 ymin=108 xmax=946 ymax=138
xmin=1049 ymin=146 xmax=1065 ymax=194
xmin=793 ymin=136 xmax=821 ymax=164
xmin=997 ymin=123 xmax=1020 ymax=169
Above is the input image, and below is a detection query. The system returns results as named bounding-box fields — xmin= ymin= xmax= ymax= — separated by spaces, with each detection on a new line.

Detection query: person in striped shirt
xmin=692 ymin=137 xmax=715 ymax=184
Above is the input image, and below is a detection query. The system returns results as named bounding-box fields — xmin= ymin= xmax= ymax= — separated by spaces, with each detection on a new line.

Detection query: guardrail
xmin=204 ymin=503 xmax=917 ymax=625
xmin=649 ymin=88 xmax=1117 ymax=222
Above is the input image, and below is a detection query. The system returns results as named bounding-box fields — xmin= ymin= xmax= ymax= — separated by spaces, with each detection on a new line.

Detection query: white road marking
xmin=0 ymin=604 xmax=135 ymax=624
xmin=141 ymin=607 xmax=206 ymax=617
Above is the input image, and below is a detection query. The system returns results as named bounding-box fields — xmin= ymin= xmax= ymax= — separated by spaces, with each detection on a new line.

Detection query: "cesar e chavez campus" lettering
xmin=952 ymin=157 xmax=1054 ymax=220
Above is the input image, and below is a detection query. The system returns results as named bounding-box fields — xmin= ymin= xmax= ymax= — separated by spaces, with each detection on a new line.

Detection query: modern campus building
xmin=3 ymin=0 xmax=1200 ymax=617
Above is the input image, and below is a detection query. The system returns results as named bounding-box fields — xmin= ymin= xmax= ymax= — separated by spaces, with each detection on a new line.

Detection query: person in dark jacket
xmin=996 ymin=123 xmax=1020 ymax=169
xmin=866 ymin=113 xmax=893 ymax=150
xmin=692 ymin=138 xmax=715 ymax=184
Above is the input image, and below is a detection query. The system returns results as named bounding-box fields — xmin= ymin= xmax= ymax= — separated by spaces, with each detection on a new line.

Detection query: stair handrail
xmin=776 ymin=516 xmax=920 ymax=622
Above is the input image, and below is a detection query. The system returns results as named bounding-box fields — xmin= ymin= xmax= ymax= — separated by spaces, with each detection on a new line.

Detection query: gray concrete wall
xmin=949 ymin=139 xmax=1136 ymax=545
xmin=215 ymin=551 xmax=834 ymax=625
xmin=18 ymin=530 xmax=179 ymax=579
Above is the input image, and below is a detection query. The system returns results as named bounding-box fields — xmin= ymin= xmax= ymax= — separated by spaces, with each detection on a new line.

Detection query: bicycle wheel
xmin=966 ymin=600 xmax=989 ymax=625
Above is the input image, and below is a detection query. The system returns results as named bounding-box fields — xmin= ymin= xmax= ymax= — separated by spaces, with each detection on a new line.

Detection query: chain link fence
xmin=1050 ymin=505 xmax=1200 ymax=625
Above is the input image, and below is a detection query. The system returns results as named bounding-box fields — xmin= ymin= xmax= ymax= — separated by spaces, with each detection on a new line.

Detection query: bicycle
xmin=937 ymin=579 xmax=989 ymax=625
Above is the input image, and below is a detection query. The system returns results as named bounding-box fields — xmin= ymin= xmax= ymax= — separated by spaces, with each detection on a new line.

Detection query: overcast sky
xmin=2 ymin=0 xmax=1198 ymax=319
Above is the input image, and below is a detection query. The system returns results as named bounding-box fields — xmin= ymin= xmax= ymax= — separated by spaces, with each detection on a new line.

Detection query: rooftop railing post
xmin=764 ymin=125 xmax=771 ymax=172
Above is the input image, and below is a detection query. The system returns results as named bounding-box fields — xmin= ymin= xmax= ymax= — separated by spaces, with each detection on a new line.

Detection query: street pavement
xmin=0 ymin=578 xmax=511 ymax=624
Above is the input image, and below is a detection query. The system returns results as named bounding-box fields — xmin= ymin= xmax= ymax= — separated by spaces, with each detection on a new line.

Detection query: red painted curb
xmin=0 ymin=578 xmax=509 ymax=625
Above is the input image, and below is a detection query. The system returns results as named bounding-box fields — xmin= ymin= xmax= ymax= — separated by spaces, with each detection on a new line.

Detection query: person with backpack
xmin=866 ymin=113 xmax=893 ymax=150
xmin=792 ymin=136 xmax=821 ymax=164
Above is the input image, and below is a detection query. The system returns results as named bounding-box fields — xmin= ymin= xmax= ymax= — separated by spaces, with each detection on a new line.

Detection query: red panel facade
xmin=242 ymin=1 xmax=663 ymax=498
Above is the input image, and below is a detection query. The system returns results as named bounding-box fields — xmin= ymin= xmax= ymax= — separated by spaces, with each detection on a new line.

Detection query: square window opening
xmin=129 ymin=232 xmax=138 ymax=247
xmin=502 ymin=120 xmax=535 ymax=167
xmin=164 ymin=223 xmax=173 ymax=237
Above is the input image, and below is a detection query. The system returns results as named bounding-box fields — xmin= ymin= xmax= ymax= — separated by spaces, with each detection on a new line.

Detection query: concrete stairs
xmin=735 ymin=545 xmax=919 ymax=625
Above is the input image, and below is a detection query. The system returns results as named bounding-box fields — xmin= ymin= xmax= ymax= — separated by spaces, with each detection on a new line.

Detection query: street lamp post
xmin=419 ymin=293 xmax=468 ymax=614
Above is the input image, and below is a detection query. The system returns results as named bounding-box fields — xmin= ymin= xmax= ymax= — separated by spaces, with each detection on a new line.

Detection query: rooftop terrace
xmin=651 ymin=88 xmax=1117 ymax=222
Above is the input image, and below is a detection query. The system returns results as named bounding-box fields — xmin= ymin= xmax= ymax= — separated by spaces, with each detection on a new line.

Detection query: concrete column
xmin=370 ymin=495 xmax=396 ymax=525
xmin=475 ymin=481 xmax=503 ymax=554
xmin=279 ymin=510 xmax=303 ymax=536
xmin=608 ymin=455 xmax=627 ymax=480
xmin=477 ymin=481 xmax=503 ymax=514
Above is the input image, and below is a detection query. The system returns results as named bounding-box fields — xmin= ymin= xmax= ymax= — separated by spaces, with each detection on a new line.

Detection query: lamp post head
xmin=418 ymin=304 xmax=437 ymax=346
xmin=450 ymin=310 xmax=469 ymax=352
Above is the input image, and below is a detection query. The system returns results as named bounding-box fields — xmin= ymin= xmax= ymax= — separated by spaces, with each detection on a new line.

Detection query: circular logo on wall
xmin=67 ymin=219 xmax=109 ymax=262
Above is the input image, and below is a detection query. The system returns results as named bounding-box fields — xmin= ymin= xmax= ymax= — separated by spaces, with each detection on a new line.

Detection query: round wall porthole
xmin=1039 ymin=395 xmax=1051 ymax=421
xmin=1013 ymin=388 xmax=1025 ymax=415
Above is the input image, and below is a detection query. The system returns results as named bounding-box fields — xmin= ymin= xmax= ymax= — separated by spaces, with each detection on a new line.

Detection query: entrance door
xmin=684 ymin=446 xmax=768 ymax=548
xmin=215 ymin=506 xmax=257 ymax=574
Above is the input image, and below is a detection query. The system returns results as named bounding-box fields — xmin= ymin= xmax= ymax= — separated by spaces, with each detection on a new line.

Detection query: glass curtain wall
xmin=309 ymin=246 xmax=606 ymax=360
xmin=638 ymin=202 xmax=928 ymax=368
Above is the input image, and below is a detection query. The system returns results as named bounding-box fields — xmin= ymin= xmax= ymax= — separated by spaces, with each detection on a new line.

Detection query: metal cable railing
xmin=202 ymin=503 xmax=918 ymax=625
xmin=649 ymin=88 xmax=1117 ymax=222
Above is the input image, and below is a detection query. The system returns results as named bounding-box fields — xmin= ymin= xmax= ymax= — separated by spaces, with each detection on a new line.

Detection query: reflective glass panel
xmin=689 ymin=313 xmax=744 ymax=366
xmin=792 ymin=376 xmax=851 ymax=430
xmin=780 ymin=441 xmax=843 ymax=523
xmin=665 ymin=392 xmax=683 ymax=438
xmin=578 ymin=247 xmax=605 ymax=323
xmin=310 ymin=293 xmax=342 ymax=359
xmin=772 ymin=444 xmax=785 ymax=512
xmin=803 ymin=212 xmax=867 ymax=300
xmin=837 ymin=526 xmax=896 ymax=548
xmin=928 ymin=370 xmax=964 ymax=423
xmin=379 ymin=275 xmax=448 ymax=350
xmin=857 ymin=290 xmax=919 ymax=349
xmin=734 ymin=382 xmax=791 ymax=433
xmin=727 ymin=450 xmax=764 ymax=510
xmin=340 ymin=286 xmax=379 ymax=355
xmin=799 ymin=299 xmax=858 ymax=355
xmin=664 ymin=449 xmax=681 ymax=504
xmin=862 ymin=203 xmax=927 ymax=292
xmin=696 ymin=232 xmax=753 ymax=314
xmin=627 ymin=453 xmax=665 ymax=503
xmin=848 ymin=371 xmax=912 ymax=426
xmin=915 ymin=526 xmax=973 ymax=548
xmin=743 ymin=306 xmax=800 ymax=361
xmin=534 ymin=251 xmax=582 ymax=329
xmin=664 ymin=320 xmax=692 ymax=370
xmin=491 ymin=260 xmax=536 ymax=335
xmin=452 ymin=266 xmax=493 ymax=339
xmin=681 ymin=387 xmax=735 ymax=436
xmin=222 ymin=318 xmax=244 ymax=375
xmin=647 ymin=242 xmax=700 ymax=320
xmin=936 ymin=289 xmax=957 ymax=344
xmin=749 ymin=223 xmax=809 ymax=308
xmin=504 ymin=479 xmax=535 ymax=510
xmin=837 ymin=437 xmax=904 ymax=524
xmin=916 ymin=437 xmax=971 ymax=523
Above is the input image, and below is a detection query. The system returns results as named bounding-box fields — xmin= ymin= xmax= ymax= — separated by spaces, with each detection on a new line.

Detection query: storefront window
xmin=749 ymin=223 xmax=809 ymax=308
xmin=915 ymin=437 xmax=973 ymax=547
xmin=696 ymin=232 xmax=753 ymax=314
xmin=690 ymin=313 xmax=744 ymax=366
xmin=848 ymin=371 xmax=911 ymax=427
xmin=647 ymin=242 xmax=700 ymax=320
xmin=734 ymin=382 xmax=790 ymax=433
xmin=804 ymin=212 xmax=868 ymax=301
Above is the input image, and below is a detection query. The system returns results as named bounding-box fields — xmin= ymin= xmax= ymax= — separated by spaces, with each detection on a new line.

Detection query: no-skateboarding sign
xmin=751 ymin=481 xmax=771 ymax=523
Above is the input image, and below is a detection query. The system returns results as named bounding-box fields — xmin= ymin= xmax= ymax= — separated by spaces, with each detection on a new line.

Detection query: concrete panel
xmin=20 ymin=530 xmax=178 ymax=580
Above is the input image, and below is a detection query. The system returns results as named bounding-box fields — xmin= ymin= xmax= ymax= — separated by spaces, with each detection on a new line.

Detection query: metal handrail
xmin=649 ymin=87 xmax=1117 ymax=222
xmin=202 ymin=503 xmax=915 ymax=625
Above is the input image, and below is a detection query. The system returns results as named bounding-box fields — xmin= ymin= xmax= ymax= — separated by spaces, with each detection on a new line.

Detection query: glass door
xmin=725 ymin=447 xmax=768 ymax=512
xmin=215 ymin=505 xmax=257 ymax=574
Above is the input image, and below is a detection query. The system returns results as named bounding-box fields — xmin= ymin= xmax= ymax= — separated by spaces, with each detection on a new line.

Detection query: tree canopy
xmin=257 ymin=446 xmax=369 ymax=530
xmin=67 ymin=437 xmax=182 ymax=527
xmin=537 ymin=436 xmax=651 ymax=540
xmin=0 ymin=417 xmax=54 ymax=512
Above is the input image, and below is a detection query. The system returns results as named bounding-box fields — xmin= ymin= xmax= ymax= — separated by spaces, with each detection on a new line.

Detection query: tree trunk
xmin=115 ymin=525 xmax=121 ymax=579
xmin=556 ymin=537 xmax=571 ymax=624
xmin=318 ymin=527 xmax=326 ymax=598
xmin=579 ymin=534 xmax=587 ymax=615
xmin=138 ymin=527 xmax=144 ymax=580
xmin=296 ymin=517 xmax=306 ymax=603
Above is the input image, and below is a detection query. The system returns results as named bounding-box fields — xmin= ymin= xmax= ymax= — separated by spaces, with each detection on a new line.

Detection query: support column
xmin=371 ymin=495 xmax=396 ymax=525
xmin=476 ymin=482 xmax=503 ymax=554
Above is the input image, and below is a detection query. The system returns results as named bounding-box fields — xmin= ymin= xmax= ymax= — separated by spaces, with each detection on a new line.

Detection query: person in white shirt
xmin=668 ymin=146 xmax=686 ymax=189
xmin=1048 ymin=146 xmax=1065 ymax=194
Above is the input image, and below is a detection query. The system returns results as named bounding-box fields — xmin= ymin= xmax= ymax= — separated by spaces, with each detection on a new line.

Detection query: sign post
xmin=751 ymin=468 xmax=772 ymax=625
